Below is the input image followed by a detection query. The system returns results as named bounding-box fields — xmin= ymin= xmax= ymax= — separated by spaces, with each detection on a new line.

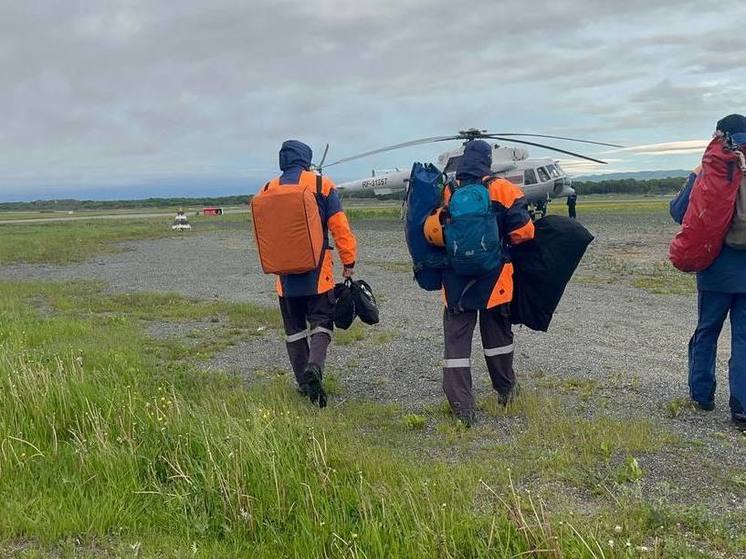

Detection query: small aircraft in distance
xmin=319 ymin=129 xmax=623 ymax=216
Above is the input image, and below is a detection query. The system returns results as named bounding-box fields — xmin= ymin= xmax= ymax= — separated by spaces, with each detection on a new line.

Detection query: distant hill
xmin=574 ymin=170 xmax=690 ymax=182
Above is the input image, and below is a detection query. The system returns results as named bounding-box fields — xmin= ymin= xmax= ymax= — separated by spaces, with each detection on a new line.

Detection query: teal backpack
xmin=444 ymin=181 xmax=502 ymax=277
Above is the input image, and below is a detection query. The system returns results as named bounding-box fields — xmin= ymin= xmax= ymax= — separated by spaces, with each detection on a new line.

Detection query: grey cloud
xmin=0 ymin=0 xmax=745 ymax=196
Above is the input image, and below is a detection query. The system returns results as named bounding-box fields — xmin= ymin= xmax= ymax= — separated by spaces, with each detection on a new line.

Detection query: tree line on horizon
xmin=0 ymin=176 xmax=690 ymax=211
xmin=0 ymin=195 xmax=251 ymax=212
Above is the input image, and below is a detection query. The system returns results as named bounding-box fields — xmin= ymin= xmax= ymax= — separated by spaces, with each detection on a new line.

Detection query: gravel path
xmin=2 ymin=212 xmax=745 ymax=517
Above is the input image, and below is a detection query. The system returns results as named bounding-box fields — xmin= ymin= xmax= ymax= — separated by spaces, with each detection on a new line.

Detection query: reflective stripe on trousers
xmin=442 ymin=304 xmax=516 ymax=415
xmin=286 ymin=330 xmax=308 ymax=343
xmin=484 ymin=343 xmax=514 ymax=357
xmin=443 ymin=358 xmax=471 ymax=368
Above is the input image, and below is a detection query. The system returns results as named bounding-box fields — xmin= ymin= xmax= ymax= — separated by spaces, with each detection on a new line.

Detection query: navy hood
xmin=716 ymin=114 xmax=746 ymax=135
xmin=279 ymin=140 xmax=312 ymax=172
xmin=716 ymin=114 xmax=746 ymax=147
xmin=456 ymin=140 xmax=492 ymax=182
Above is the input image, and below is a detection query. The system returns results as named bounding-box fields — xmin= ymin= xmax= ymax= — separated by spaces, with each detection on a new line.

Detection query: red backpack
xmin=669 ymin=139 xmax=744 ymax=272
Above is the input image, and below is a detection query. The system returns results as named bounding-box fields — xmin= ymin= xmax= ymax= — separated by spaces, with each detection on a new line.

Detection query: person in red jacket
xmin=266 ymin=140 xmax=357 ymax=408
xmin=440 ymin=140 xmax=535 ymax=426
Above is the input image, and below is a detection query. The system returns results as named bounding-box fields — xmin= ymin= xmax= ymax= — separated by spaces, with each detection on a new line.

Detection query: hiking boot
xmin=304 ymin=364 xmax=327 ymax=409
xmin=732 ymin=412 xmax=746 ymax=430
xmin=692 ymin=399 xmax=715 ymax=412
xmin=497 ymin=383 xmax=521 ymax=407
xmin=455 ymin=411 xmax=476 ymax=428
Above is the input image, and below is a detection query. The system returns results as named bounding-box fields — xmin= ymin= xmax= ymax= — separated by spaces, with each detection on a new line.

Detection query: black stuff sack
xmin=333 ymin=280 xmax=356 ymax=330
xmin=350 ymin=279 xmax=380 ymax=325
xmin=511 ymin=215 xmax=594 ymax=332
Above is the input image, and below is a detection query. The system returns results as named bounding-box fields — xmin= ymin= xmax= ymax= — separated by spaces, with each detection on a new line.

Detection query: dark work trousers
xmin=688 ymin=290 xmax=746 ymax=415
xmin=279 ymin=290 xmax=335 ymax=386
xmin=442 ymin=303 xmax=516 ymax=416
xmin=567 ymin=196 xmax=577 ymax=219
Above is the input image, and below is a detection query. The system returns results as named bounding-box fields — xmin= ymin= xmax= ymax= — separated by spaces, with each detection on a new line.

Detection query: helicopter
xmin=318 ymin=129 xmax=623 ymax=217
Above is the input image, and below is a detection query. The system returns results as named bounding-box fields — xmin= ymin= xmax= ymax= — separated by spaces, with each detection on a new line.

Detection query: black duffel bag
xmin=333 ymin=280 xmax=356 ymax=330
xmin=511 ymin=215 xmax=593 ymax=332
xmin=350 ymin=279 xmax=380 ymax=325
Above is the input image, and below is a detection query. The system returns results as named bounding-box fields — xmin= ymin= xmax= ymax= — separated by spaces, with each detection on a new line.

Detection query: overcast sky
xmin=1 ymin=0 xmax=745 ymax=201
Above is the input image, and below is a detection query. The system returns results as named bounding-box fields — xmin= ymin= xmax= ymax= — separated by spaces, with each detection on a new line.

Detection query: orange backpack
xmin=251 ymin=173 xmax=325 ymax=275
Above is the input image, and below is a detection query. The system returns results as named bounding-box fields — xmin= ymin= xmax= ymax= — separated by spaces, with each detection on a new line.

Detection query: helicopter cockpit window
xmin=537 ymin=167 xmax=551 ymax=182
xmin=444 ymin=155 xmax=463 ymax=174
xmin=523 ymin=169 xmax=538 ymax=185
xmin=547 ymin=164 xmax=561 ymax=178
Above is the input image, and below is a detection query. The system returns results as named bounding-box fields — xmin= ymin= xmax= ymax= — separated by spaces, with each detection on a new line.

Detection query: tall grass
xmin=0 ymin=280 xmax=655 ymax=557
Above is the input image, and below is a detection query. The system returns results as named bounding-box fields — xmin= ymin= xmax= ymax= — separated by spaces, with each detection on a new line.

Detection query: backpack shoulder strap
xmin=447 ymin=178 xmax=458 ymax=195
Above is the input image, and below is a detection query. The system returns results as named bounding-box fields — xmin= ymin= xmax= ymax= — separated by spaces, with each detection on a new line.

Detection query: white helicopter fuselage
xmin=336 ymin=144 xmax=575 ymax=204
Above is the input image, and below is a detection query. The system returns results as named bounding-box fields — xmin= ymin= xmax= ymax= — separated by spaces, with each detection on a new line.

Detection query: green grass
xmin=344 ymin=206 xmax=401 ymax=220
xmin=631 ymin=264 xmax=697 ymax=295
xmin=1 ymin=279 xmax=654 ymax=558
xmin=568 ymin=197 xmax=671 ymax=214
xmin=334 ymin=322 xmax=367 ymax=345
xmin=0 ymin=213 xmax=251 ymax=265
xmin=402 ymin=414 xmax=427 ymax=431
xmin=0 ymin=280 xmax=742 ymax=556
xmin=585 ymin=253 xmax=697 ymax=296
xmin=1 ymin=195 xmax=743 ymax=556
xmin=665 ymin=397 xmax=696 ymax=418
xmin=478 ymin=391 xmax=675 ymax=492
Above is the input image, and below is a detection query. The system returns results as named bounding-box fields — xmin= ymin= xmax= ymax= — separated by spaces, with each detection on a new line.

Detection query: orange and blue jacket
xmin=441 ymin=177 xmax=534 ymax=310
xmin=269 ymin=167 xmax=357 ymax=298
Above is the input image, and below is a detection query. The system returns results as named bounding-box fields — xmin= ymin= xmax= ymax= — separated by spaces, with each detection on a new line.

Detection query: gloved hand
xmin=343 ymin=266 xmax=355 ymax=279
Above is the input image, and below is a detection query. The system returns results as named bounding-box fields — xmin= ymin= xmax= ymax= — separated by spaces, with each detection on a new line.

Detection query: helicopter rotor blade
xmin=323 ymin=135 xmax=460 ymax=168
xmin=318 ymin=143 xmax=330 ymax=169
xmin=489 ymin=136 xmax=609 ymax=164
xmin=487 ymin=133 xmax=623 ymax=148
